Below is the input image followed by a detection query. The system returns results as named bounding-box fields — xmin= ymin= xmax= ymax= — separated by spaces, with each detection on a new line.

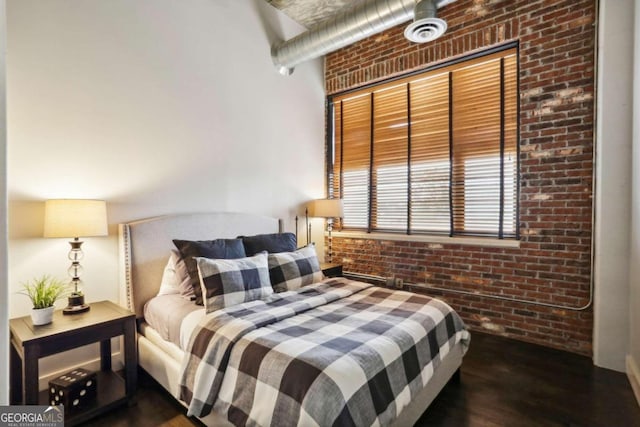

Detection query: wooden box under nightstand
xmin=10 ymin=300 xmax=137 ymax=426
xmin=49 ymin=367 xmax=97 ymax=411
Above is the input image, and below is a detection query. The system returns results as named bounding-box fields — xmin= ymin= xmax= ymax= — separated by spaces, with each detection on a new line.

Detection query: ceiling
xmin=265 ymin=0 xmax=358 ymax=28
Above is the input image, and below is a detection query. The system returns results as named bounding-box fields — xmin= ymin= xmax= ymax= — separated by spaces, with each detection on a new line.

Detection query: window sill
xmin=329 ymin=231 xmax=521 ymax=249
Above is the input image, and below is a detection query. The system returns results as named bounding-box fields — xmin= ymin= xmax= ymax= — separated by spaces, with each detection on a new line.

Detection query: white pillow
xmin=158 ymin=249 xmax=194 ymax=298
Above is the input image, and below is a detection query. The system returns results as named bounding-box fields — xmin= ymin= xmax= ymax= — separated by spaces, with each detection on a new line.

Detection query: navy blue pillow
xmin=239 ymin=233 xmax=297 ymax=256
xmin=173 ymin=238 xmax=246 ymax=305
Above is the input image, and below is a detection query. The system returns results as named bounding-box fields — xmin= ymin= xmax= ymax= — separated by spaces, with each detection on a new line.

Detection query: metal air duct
xmin=271 ymin=0 xmax=456 ymax=76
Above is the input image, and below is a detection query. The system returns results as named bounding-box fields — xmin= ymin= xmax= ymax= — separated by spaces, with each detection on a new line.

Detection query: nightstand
xmin=10 ymin=300 xmax=137 ymax=426
xmin=321 ymin=262 xmax=343 ymax=278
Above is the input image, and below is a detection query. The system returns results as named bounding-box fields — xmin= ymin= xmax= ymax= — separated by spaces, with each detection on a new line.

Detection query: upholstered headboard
xmin=118 ymin=212 xmax=282 ymax=318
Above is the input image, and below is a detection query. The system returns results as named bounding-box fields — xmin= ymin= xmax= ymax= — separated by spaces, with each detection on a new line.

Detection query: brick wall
xmin=324 ymin=0 xmax=596 ymax=355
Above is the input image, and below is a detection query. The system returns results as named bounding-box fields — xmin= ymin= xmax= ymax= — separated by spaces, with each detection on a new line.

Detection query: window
xmin=328 ymin=46 xmax=519 ymax=239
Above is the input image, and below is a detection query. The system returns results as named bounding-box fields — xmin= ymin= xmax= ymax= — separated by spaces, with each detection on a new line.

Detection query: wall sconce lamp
xmin=307 ymin=198 xmax=344 ymax=263
xmin=44 ymin=199 xmax=108 ymax=314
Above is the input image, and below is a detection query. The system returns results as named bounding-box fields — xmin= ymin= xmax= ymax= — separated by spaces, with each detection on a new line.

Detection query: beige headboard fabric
xmin=118 ymin=212 xmax=282 ymax=318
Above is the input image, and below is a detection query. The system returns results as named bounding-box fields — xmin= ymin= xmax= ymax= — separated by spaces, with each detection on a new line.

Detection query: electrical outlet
xmin=394 ymin=278 xmax=403 ymax=289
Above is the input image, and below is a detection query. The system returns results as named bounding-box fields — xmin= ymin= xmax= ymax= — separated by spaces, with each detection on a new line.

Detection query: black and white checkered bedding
xmin=179 ymin=277 xmax=470 ymax=426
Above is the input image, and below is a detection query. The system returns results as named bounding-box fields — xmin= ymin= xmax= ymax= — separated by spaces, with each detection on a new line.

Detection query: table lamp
xmin=307 ymin=198 xmax=344 ymax=263
xmin=44 ymin=199 xmax=108 ymax=314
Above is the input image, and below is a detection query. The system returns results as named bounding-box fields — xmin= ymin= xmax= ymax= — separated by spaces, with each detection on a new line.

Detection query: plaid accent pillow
xmin=196 ymin=251 xmax=273 ymax=313
xmin=173 ymin=238 xmax=246 ymax=305
xmin=268 ymin=244 xmax=323 ymax=292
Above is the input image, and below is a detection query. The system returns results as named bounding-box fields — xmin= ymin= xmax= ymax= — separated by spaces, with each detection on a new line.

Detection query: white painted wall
xmin=7 ymin=0 xmax=325 ymax=379
xmin=594 ymin=0 xmax=633 ymax=371
xmin=0 ymin=0 xmax=8 ymax=405
xmin=628 ymin=0 xmax=640 ymax=401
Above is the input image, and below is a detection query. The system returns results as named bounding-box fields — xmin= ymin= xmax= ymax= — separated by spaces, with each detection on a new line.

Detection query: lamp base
xmin=63 ymin=294 xmax=90 ymax=315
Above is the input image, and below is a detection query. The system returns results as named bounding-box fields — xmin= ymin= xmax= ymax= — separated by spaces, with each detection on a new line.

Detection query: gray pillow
xmin=239 ymin=232 xmax=297 ymax=256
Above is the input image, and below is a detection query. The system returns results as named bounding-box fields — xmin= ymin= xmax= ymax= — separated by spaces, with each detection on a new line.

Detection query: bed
xmin=118 ymin=212 xmax=469 ymax=426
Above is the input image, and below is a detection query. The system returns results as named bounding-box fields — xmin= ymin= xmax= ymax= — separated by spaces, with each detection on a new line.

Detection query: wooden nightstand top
xmin=321 ymin=263 xmax=343 ymax=277
xmin=10 ymin=300 xmax=134 ymax=346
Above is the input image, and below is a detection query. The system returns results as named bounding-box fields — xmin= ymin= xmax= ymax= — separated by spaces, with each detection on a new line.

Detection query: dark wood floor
xmin=88 ymin=332 xmax=640 ymax=426
xmin=417 ymin=332 xmax=640 ymax=427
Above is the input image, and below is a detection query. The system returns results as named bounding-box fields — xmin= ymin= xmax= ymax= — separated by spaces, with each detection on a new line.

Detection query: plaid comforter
xmin=180 ymin=278 xmax=470 ymax=426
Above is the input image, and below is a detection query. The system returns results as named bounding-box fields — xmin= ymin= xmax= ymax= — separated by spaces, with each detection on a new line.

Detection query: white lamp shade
xmin=307 ymin=199 xmax=344 ymax=218
xmin=44 ymin=199 xmax=108 ymax=238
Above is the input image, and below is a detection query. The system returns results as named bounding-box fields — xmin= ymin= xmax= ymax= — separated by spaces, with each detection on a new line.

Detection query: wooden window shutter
xmin=451 ymin=57 xmax=503 ymax=235
xmin=340 ymin=94 xmax=371 ymax=229
xmin=409 ymin=72 xmax=450 ymax=233
xmin=372 ymin=84 xmax=409 ymax=231
xmin=502 ymin=54 xmax=518 ymax=237
xmin=328 ymin=46 xmax=519 ymax=239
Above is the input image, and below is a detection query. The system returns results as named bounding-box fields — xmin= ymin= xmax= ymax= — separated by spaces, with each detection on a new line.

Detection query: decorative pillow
xmin=195 ymin=251 xmax=273 ymax=313
xmin=268 ymin=244 xmax=323 ymax=292
xmin=157 ymin=249 xmax=194 ymax=298
xmin=158 ymin=252 xmax=180 ymax=296
xmin=173 ymin=238 xmax=247 ymax=305
xmin=174 ymin=250 xmax=193 ymax=298
xmin=240 ymin=232 xmax=297 ymax=256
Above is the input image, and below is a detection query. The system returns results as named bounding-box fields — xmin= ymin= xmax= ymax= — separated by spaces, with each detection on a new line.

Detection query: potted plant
xmin=19 ymin=275 xmax=69 ymax=325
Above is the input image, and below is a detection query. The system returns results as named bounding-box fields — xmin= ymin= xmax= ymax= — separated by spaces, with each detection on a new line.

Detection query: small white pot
xmin=31 ymin=306 xmax=54 ymax=326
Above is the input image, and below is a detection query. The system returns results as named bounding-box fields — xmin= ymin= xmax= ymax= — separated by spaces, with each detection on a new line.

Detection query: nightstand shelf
xmin=10 ymin=300 xmax=137 ymax=426
xmin=38 ymin=371 xmax=125 ymax=425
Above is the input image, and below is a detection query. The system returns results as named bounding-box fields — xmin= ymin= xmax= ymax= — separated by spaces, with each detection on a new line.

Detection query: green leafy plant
xmin=19 ymin=275 xmax=69 ymax=309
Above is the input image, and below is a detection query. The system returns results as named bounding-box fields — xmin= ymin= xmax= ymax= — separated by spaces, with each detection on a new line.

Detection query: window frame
xmin=327 ymin=42 xmax=521 ymax=241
